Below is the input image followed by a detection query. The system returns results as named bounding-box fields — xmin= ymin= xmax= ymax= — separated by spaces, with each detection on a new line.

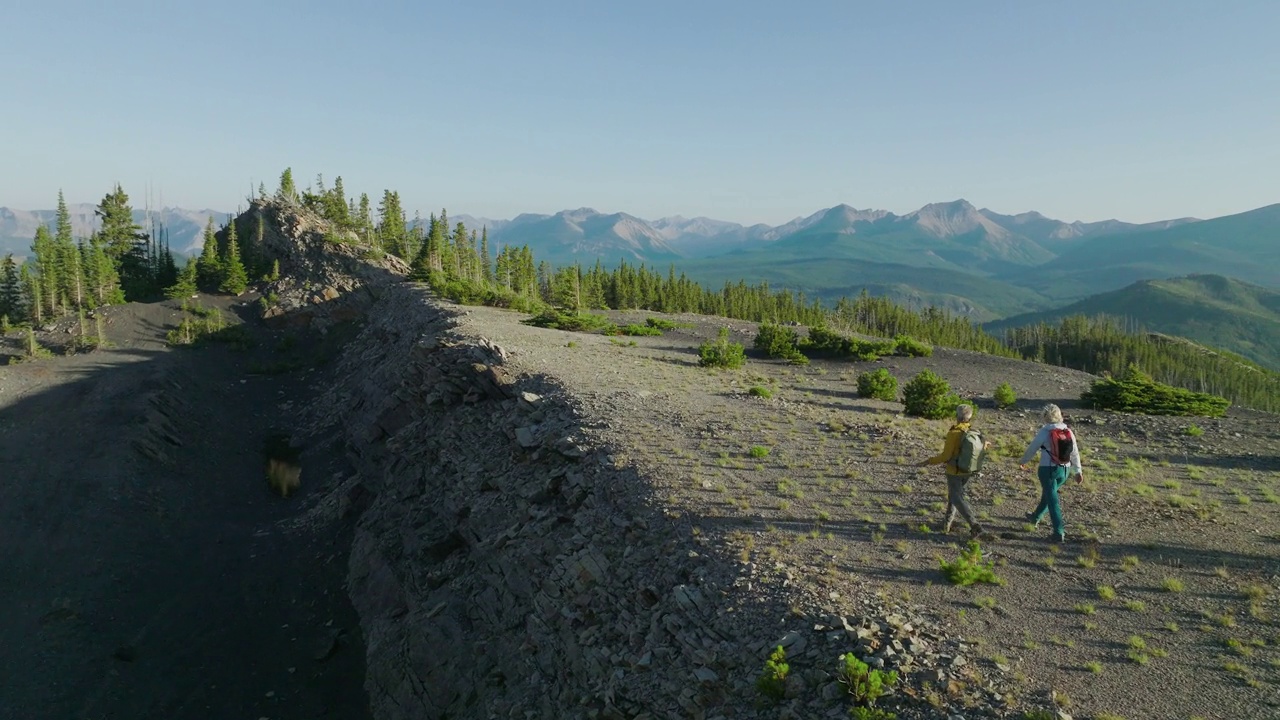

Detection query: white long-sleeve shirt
xmin=1020 ymin=422 xmax=1082 ymax=473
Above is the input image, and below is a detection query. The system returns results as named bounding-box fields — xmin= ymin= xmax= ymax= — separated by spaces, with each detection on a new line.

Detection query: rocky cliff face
xmin=300 ymin=288 xmax=744 ymax=718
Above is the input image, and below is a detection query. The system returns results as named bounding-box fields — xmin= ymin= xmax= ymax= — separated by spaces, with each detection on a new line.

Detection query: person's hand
xmin=1074 ymin=472 xmax=1084 ymax=484
xmin=983 ymin=441 xmax=993 ymax=450
xmin=1019 ymin=464 xmax=1031 ymax=472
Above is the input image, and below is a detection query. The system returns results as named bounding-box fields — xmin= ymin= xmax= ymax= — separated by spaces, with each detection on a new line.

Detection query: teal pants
xmin=1030 ymin=465 xmax=1070 ymax=534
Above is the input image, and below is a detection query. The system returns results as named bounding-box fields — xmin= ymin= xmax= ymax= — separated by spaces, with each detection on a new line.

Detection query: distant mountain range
xmin=448 ymin=200 xmax=1201 ymax=270
xmin=0 ymin=205 xmax=229 ymax=258
xmin=6 ymin=196 xmax=1277 ymax=320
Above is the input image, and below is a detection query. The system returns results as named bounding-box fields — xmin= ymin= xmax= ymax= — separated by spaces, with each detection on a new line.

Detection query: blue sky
xmin=3 ymin=0 xmax=1278 ymax=224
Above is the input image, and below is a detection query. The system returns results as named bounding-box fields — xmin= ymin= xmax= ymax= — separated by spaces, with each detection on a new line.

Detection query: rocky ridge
xmin=300 ymin=284 xmax=1018 ymax=720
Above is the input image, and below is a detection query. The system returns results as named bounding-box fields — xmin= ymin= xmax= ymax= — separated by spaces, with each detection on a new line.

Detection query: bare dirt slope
xmin=433 ymin=302 xmax=1280 ymax=719
xmin=0 ymin=298 xmax=368 ymax=720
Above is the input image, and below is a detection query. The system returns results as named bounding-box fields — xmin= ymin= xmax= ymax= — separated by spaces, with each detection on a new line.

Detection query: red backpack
xmin=1045 ymin=427 xmax=1074 ymax=466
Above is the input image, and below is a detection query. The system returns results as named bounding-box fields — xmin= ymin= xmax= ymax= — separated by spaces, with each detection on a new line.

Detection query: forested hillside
xmin=988 ymin=275 xmax=1280 ymax=370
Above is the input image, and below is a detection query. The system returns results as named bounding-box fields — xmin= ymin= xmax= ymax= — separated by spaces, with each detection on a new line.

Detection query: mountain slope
xmin=1010 ymin=204 xmax=1280 ymax=300
xmin=677 ymin=255 xmax=1053 ymax=320
xmin=979 ymin=208 xmax=1198 ymax=248
xmin=986 ymin=274 xmax=1280 ymax=370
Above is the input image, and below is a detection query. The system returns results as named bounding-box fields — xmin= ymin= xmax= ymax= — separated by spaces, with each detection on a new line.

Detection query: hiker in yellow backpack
xmin=919 ymin=404 xmax=991 ymax=537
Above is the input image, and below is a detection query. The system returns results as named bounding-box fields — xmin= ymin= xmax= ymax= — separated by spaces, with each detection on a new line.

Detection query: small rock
xmin=693 ymin=667 xmax=719 ymax=684
xmin=776 ymin=630 xmax=807 ymax=655
xmin=515 ymin=426 xmax=537 ymax=448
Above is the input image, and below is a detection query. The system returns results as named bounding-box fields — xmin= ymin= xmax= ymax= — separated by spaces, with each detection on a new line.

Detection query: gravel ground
xmin=447 ymin=303 xmax=1280 ymax=720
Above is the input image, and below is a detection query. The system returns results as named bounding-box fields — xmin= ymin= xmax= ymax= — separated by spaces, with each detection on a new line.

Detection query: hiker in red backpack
xmin=1019 ymin=403 xmax=1083 ymax=542
xmin=920 ymin=404 xmax=991 ymax=537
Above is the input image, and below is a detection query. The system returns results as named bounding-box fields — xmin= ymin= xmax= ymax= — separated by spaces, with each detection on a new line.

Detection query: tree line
xmin=1001 ymin=315 xmax=1280 ymax=412
xmin=8 ymin=167 xmax=1273 ymax=414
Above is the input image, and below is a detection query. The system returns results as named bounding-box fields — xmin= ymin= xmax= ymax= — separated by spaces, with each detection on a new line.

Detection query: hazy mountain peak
xmin=906 ymin=199 xmax=1004 ymax=238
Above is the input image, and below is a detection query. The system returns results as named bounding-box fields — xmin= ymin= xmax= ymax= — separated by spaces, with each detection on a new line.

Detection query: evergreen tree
xmin=219 ymin=232 xmax=249 ymax=295
xmin=97 ymin=184 xmax=152 ymax=300
xmin=480 ymin=227 xmax=493 ymax=283
xmin=376 ymin=190 xmax=407 ymax=258
xmin=358 ymin=193 xmax=373 ymax=242
xmin=54 ymin=191 xmax=81 ymax=309
xmin=278 ymin=167 xmax=298 ymax=202
xmin=327 ymin=176 xmax=350 ymax=227
xmin=30 ymin=225 xmax=59 ymax=316
xmin=0 ymin=254 xmax=22 ymax=323
xmin=20 ymin=265 xmax=41 ymax=324
xmin=166 ymin=258 xmax=198 ymax=299
xmin=196 ymin=217 xmax=222 ymax=291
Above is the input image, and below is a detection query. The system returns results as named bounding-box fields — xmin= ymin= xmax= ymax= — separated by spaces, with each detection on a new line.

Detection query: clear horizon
xmin=4 ymin=1 xmax=1278 ymax=226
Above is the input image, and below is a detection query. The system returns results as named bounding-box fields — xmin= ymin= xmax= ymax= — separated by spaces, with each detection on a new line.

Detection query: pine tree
xmin=358 ymin=193 xmax=373 ymax=243
xmin=97 ymin=184 xmax=151 ymax=300
xmin=480 ymin=226 xmax=493 ymax=283
xmin=85 ymin=234 xmax=122 ymax=305
xmin=377 ymin=190 xmax=407 ymax=258
xmin=327 ymin=176 xmax=350 ymax=227
xmin=278 ymin=167 xmax=298 ymax=202
xmin=166 ymin=258 xmax=198 ymax=299
xmin=219 ymin=233 xmax=249 ymax=295
xmin=0 ymin=254 xmax=22 ymax=323
xmin=21 ymin=265 xmax=41 ymax=325
xmin=54 ymin=191 xmax=82 ymax=309
xmin=196 ymin=217 xmax=222 ymax=291
xmin=31 ymin=225 xmax=59 ymax=317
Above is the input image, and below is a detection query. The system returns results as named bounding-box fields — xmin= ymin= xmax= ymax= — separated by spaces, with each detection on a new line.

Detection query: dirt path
xmin=0 ymin=300 xmax=368 ymax=720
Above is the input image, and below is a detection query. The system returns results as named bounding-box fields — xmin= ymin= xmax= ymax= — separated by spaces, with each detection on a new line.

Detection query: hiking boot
xmin=969 ymin=524 xmax=985 ymax=538
xmin=1025 ymin=512 xmax=1041 ymax=528
xmin=1052 ymin=531 xmax=1066 ymax=543
xmin=943 ymin=520 xmax=953 ymax=534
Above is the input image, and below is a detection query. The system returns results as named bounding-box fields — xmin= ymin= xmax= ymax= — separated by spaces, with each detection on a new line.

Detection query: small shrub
xmin=749 ymin=445 xmax=771 ymax=458
xmin=856 ymin=368 xmax=899 ymax=401
xmin=994 ymin=382 xmax=1017 ymax=409
xmin=699 ymin=328 xmax=746 ymax=369
xmin=619 ymin=323 xmax=662 ymax=336
xmin=1185 ymin=424 xmax=1204 ymax=437
xmin=940 ymin=540 xmax=1004 ymax=586
xmin=1081 ymin=364 xmax=1230 ymax=417
xmin=754 ymin=322 xmax=808 ymax=363
xmin=1097 ymin=585 xmax=1117 ymax=601
xmin=756 ymin=645 xmax=789 ymax=702
xmin=892 ymin=334 xmax=933 ymax=357
xmin=1161 ymin=577 xmax=1185 ymax=593
xmin=837 ymin=652 xmax=898 ymax=706
xmin=748 ymin=385 xmax=773 ymax=399
xmin=524 ymin=309 xmax=611 ymax=332
xmin=903 ymin=370 xmax=963 ymax=419
xmin=803 ymin=326 xmax=895 ymax=361
xmin=645 ymin=317 xmax=680 ymax=330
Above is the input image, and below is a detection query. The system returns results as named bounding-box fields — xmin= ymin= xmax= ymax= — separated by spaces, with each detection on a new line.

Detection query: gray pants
xmin=945 ymin=473 xmax=981 ymax=531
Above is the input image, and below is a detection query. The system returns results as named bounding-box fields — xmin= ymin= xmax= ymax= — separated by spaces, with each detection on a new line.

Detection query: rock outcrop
xmin=237 ymin=199 xmax=410 ymax=333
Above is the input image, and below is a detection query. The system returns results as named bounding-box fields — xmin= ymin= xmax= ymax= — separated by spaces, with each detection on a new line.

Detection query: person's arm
xmin=923 ymin=429 xmax=960 ymax=466
xmin=1070 ymin=430 xmax=1084 ymax=479
xmin=1019 ymin=426 xmax=1048 ymax=467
